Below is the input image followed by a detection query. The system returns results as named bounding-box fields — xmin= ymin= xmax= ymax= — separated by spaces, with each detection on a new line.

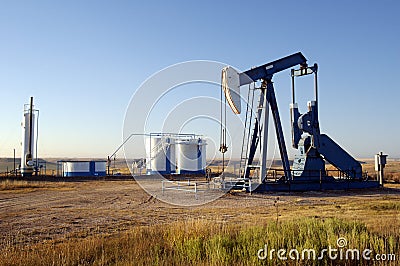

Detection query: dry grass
xmin=386 ymin=172 xmax=400 ymax=183
xmin=0 ymin=179 xmax=46 ymax=191
xmin=1 ymin=176 xmax=399 ymax=265
xmin=0 ymin=179 xmax=68 ymax=193
xmin=0 ymin=217 xmax=398 ymax=266
xmin=324 ymin=160 xmax=400 ymax=183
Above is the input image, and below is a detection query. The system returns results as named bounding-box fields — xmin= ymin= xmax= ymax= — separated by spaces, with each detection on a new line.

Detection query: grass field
xmin=0 ymin=160 xmax=399 ymax=265
xmin=1 ymin=217 xmax=398 ymax=265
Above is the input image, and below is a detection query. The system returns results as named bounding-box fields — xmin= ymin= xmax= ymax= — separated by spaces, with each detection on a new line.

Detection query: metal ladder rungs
xmin=239 ymin=85 xmax=258 ymax=178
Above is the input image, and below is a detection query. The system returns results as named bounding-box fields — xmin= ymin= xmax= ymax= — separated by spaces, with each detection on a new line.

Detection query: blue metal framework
xmin=290 ymin=64 xmax=363 ymax=180
xmin=238 ymin=52 xmax=307 ymax=181
xmin=228 ymin=52 xmax=378 ymax=190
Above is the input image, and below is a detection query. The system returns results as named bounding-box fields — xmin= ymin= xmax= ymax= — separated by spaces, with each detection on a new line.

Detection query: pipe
xmin=108 ymin=133 xmax=151 ymax=163
xmin=13 ymin=148 xmax=16 ymax=177
xmin=314 ymin=64 xmax=318 ymax=111
xmin=35 ymin=109 xmax=39 ymax=174
xmin=291 ymin=69 xmax=295 ymax=104
xmin=28 ymin=97 xmax=33 ymax=163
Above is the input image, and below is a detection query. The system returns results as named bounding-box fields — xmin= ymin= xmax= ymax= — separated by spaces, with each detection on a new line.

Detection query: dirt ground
xmin=1 ymin=179 xmax=399 ymax=249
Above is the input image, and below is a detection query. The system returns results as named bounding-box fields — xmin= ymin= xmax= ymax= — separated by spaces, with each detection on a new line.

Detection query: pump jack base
xmin=251 ymin=179 xmax=380 ymax=192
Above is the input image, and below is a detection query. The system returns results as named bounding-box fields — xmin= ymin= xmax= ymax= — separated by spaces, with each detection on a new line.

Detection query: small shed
xmin=58 ymin=160 xmax=106 ymax=177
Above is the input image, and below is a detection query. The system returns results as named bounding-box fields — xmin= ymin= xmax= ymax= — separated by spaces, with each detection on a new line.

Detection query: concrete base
xmin=253 ymin=179 xmax=380 ymax=192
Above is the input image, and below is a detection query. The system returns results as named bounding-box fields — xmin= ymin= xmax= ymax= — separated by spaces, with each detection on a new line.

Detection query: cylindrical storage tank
xmin=146 ymin=137 xmax=176 ymax=175
xmin=167 ymin=138 xmax=176 ymax=173
xmin=146 ymin=137 xmax=161 ymax=173
xmin=176 ymin=138 xmax=206 ymax=174
xmin=21 ymin=104 xmax=35 ymax=177
xmin=199 ymin=139 xmax=206 ymax=172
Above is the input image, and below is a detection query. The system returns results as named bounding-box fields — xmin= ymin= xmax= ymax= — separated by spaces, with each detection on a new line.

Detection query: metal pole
xmin=222 ymin=129 xmax=225 ymax=174
xmin=107 ymin=156 xmax=110 ymax=176
xmin=28 ymin=97 xmax=33 ymax=163
xmin=149 ymin=135 xmax=152 ymax=173
xmin=379 ymin=168 xmax=384 ymax=186
xmin=314 ymin=64 xmax=318 ymax=114
xmin=13 ymin=148 xmax=16 ymax=177
xmin=35 ymin=110 xmax=39 ymax=175
xmin=291 ymin=69 xmax=295 ymax=104
xmin=259 ymin=86 xmax=269 ymax=184
xmin=266 ymin=81 xmax=292 ymax=181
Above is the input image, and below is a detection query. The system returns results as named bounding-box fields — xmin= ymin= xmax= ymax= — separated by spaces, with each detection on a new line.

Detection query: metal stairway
xmin=239 ymin=84 xmax=256 ymax=179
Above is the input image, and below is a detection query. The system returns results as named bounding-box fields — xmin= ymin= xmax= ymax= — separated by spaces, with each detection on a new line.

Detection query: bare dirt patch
xmin=0 ymin=179 xmax=399 ymax=250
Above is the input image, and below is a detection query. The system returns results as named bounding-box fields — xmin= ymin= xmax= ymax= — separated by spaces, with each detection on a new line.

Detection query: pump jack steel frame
xmin=223 ymin=52 xmax=380 ymax=191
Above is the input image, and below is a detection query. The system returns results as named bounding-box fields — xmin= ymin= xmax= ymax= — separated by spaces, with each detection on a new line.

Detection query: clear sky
xmin=0 ymin=0 xmax=399 ymax=159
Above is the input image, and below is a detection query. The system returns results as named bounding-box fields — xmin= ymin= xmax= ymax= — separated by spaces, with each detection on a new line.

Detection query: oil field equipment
xmin=57 ymin=160 xmax=107 ymax=177
xmin=375 ymin=152 xmax=388 ymax=186
xmin=221 ymin=52 xmax=380 ymax=191
xmin=20 ymin=97 xmax=39 ymax=177
xmin=146 ymin=133 xmax=206 ymax=175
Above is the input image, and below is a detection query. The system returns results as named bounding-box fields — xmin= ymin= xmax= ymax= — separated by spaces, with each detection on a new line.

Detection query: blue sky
xmin=0 ymin=0 xmax=399 ymax=159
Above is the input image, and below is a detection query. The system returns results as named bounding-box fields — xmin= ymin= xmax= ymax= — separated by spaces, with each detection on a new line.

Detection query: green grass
xmin=1 ymin=217 xmax=398 ymax=266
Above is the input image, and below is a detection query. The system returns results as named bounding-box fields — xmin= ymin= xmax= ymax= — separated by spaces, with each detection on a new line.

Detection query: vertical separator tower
xmin=21 ymin=97 xmax=37 ymax=177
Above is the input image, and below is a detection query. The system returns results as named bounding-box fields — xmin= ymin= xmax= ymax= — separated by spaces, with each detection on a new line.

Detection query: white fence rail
xmin=162 ymin=180 xmax=211 ymax=199
xmin=161 ymin=177 xmax=253 ymax=199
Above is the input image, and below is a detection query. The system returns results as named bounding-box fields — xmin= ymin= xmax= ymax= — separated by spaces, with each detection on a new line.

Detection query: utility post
xmin=375 ymin=152 xmax=388 ymax=187
xmin=107 ymin=156 xmax=111 ymax=176
xmin=14 ymin=148 xmax=16 ymax=177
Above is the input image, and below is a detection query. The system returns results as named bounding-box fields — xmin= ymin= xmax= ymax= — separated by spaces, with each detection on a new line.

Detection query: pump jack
xmin=221 ymin=52 xmax=379 ymax=191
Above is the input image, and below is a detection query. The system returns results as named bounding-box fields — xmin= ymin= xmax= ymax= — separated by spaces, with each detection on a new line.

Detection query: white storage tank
xmin=176 ymin=138 xmax=206 ymax=174
xmin=146 ymin=136 xmax=176 ymax=175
